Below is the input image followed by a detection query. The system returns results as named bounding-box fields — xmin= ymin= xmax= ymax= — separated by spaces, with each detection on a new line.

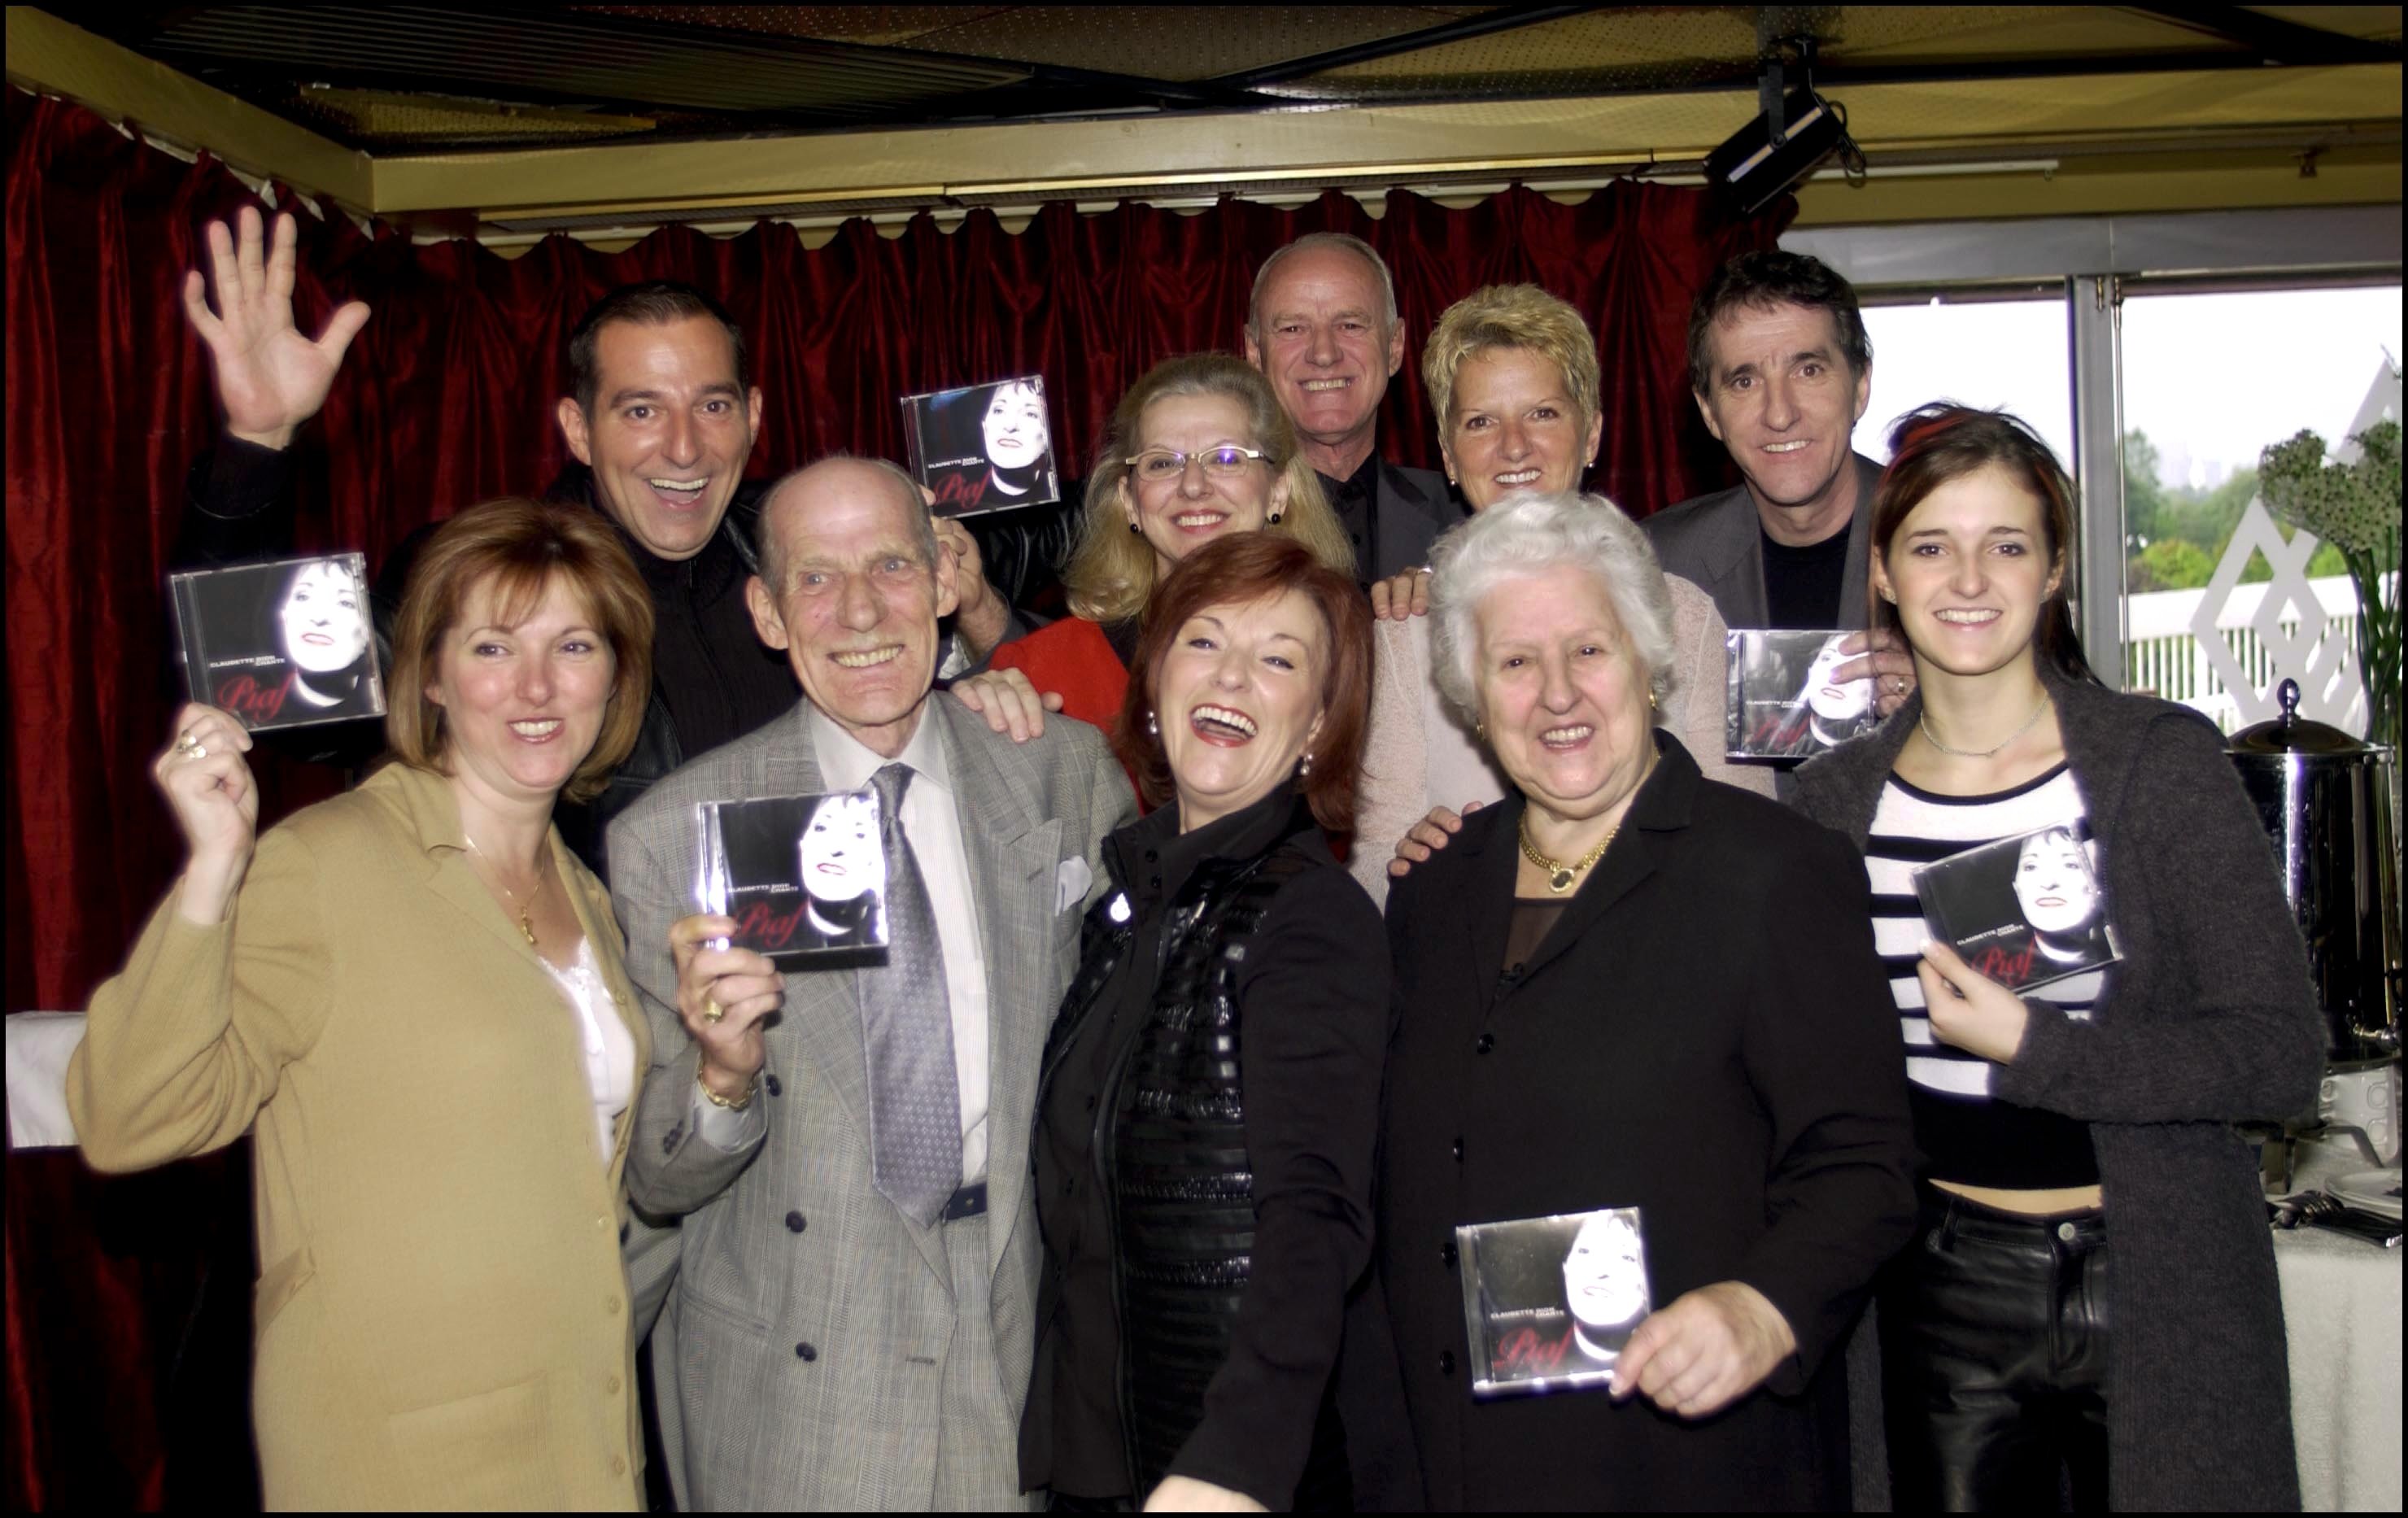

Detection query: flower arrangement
xmin=2260 ymin=417 xmax=2402 ymax=757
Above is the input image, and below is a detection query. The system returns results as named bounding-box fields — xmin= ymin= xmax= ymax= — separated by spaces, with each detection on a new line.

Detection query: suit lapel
xmin=1839 ymin=453 xmax=1880 ymax=629
xmin=1457 ymin=803 xmax=1522 ymax=1012
xmin=558 ymin=844 xmax=651 ymax=1173
xmin=1702 ymin=486 xmax=1771 ymax=629
xmin=935 ymin=701 xmax=1062 ymax=1277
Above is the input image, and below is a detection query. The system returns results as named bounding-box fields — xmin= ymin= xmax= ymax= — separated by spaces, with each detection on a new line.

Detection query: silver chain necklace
xmin=1919 ymin=691 xmax=2053 ymax=759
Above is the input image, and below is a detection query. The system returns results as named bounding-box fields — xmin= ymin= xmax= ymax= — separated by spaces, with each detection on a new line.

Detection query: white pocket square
xmin=1055 ymin=857 xmax=1094 ymax=914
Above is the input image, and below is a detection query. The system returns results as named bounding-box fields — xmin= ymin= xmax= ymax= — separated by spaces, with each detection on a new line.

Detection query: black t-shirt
xmin=1760 ymin=522 xmax=1854 ymax=630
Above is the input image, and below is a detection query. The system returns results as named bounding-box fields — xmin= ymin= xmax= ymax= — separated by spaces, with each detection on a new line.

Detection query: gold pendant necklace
xmin=1519 ymin=817 xmax=1619 ymax=895
xmin=465 ymin=834 xmax=548 ymax=946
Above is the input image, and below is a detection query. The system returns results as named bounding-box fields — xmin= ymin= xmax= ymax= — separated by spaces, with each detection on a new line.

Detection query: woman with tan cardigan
xmin=1350 ymin=286 xmax=1772 ymax=903
xmin=69 ymin=499 xmax=657 ymax=1510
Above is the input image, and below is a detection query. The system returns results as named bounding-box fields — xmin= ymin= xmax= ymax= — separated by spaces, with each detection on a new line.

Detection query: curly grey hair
xmin=1428 ymin=491 xmax=1677 ymax=723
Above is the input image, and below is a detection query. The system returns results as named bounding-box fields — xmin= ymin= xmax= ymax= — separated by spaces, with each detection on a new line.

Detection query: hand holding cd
xmin=153 ymin=702 xmax=258 ymax=925
xmin=1917 ymin=938 xmax=2033 ymax=1064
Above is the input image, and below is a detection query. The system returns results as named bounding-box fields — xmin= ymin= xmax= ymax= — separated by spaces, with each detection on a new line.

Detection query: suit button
xmin=795 ymin=1342 xmax=818 ymax=1362
xmin=765 ymin=1074 xmax=782 ymax=1097
xmin=612 ymin=1455 xmax=627 ymax=1477
xmin=1475 ymin=1033 xmax=1494 ymax=1054
xmin=1062 ymin=1176 xmax=1075 ymax=1194
xmin=1437 ymin=1351 xmax=1455 ymax=1376
xmin=606 ymin=1375 xmax=622 ymax=1394
xmin=1439 ymin=1242 xmax=1458 ymax=1267
xmin=786 ymin=1210 xmax=807 ymax=1233
xmin=604 ymin=1294 xmax=621 ymax=1315
xmin=1451 ymin=1137 xmax=1465 ymax=1162
xmin=595 ymin=1215 xmax=609 ymax=1231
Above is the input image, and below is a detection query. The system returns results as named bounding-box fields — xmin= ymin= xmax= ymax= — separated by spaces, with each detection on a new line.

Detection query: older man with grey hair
xmin=613 ymin=456 xmax=1136 ymax=1510
xmin=1245 ymin=231 xmax=1461 ymax=586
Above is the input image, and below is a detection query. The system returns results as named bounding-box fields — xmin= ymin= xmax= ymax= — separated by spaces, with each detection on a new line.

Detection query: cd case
xmin=695 ymin=791 xmax=892 ymax=968
xmin=168 ymin=553 xmax=386 ymax=731
xmin=1912 ymin=824 xmax=2122 ymax=993
xmin=1455 ymin=1206 xmax=1652 ymax=1398
xmin=901 ymin=375 xmax=1062 ymax=518
xmin=1725 ymin=629 xmax=1880 ymax=761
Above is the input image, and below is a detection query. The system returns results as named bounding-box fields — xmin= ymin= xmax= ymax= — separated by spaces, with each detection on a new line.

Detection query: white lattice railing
xmin=2122 ymin=575 xmax=2364 ymax=734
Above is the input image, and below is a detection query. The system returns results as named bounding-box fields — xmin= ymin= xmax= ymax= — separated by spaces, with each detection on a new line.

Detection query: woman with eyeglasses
xmin=984 ymin=355 xmax=1356 ymax=731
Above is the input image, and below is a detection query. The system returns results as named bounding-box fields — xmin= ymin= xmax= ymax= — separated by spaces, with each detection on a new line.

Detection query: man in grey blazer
xmin=612 ymin=456 xmax=1136 ymax=1510
xmin=1642 ymin=251 xmax=1915 ymax=712
xmin=1245 ymin=232 xmax=1462 ymax=586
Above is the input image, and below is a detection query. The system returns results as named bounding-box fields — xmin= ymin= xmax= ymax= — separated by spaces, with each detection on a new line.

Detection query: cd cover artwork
xmin=1912 ymin=825 xmax=2122 ymax=993
xmin=1725 ymin=629 xmax=1880 ymax=761
xmin=1455 ymin=1206 xmax=1652 ymax=1398
xmin=901 ymin=375 xmax=1061 ymax=517
xmin=695 ymin=791 xmax=892 ymax=969
xmin=168 ymin=553 xmax=386 ymax=731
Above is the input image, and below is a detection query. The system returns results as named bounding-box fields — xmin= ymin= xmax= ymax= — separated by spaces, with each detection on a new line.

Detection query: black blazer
xmin=1362 ymin=735 xmax=1916 ymax=1511
xmin=1367 ymin=460 xmax=1465 ymax=582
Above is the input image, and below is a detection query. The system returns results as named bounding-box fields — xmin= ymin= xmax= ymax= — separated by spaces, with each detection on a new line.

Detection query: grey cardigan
xmin=1791 ymin=669 xmax=2322 ymax=1512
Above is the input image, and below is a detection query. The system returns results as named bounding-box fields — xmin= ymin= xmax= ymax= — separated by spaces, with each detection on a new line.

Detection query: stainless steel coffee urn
xmin=2228 ymin=678 xmax=2401 ymax=1164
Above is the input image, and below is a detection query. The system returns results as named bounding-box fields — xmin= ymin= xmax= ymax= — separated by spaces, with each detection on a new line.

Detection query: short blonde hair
xmin=1421 ymin=284 xmax=1603 ymax=439
xmin=387 ymin=499 xmax=655 ymax=805
xmin=1063 ymin=354 xmax=1354 ymax=626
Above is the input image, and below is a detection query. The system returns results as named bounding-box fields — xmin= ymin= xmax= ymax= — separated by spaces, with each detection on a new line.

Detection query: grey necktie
xmin=860 ymin=762 xmax=961 ymax=1228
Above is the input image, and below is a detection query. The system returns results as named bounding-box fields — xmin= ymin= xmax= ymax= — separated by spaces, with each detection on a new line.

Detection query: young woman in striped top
xmin=1792 ymin=405 xmax=2321 ymax=1512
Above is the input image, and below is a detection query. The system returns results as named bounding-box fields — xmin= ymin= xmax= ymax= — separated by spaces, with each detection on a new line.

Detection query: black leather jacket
xmin=1035 ymin=803 xmax=1357 ymax=1507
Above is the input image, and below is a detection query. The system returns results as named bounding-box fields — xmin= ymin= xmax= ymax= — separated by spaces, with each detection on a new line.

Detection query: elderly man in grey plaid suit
xmin=612 ymin=456 xmax=1135 ymax=1510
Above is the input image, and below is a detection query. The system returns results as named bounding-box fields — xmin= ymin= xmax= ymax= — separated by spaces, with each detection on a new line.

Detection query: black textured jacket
xmin=1791 ymin=670 xmax=2322 ymax=1511
xmin=1023 ymin=788 xmax=1388 ymax=1509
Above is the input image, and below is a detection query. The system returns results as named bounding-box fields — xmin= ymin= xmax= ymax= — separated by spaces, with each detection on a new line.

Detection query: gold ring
xmin=701 ymin=997 xmax=724 ymax=1025
xmin=174 ymin=730 xmax=204 ymax=758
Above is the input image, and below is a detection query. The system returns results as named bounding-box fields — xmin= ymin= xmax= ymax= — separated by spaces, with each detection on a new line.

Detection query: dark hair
xmin=1113 ymin=533 xmax=1374 ymax=836
xmin=1870 ymin=403 xmax=2098 ymax=687
xmin=388 ymin=498 xmax=657 ymax=804
xmin=566 ymin=281 xmax=748 ymax=415
xmin=1686 ymin=250 xmax=1872 ymax=394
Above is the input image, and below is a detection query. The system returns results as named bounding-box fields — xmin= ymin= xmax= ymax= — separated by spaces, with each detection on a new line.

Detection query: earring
xmin=1267 ymin=510 xmax=1283 ymax=525
xmin=1648 ymin=689 xmax=1659 ymax=710
xmin=1145 ymin=711 xmax=1158 ymax=736
xmin=1128 ymin=521 xmax=1143 ymax=536
xmin=1299 ymin=752 xmax=1314 ymax=777
xmin=1474 ymin=721 xmax=1487 ymax=741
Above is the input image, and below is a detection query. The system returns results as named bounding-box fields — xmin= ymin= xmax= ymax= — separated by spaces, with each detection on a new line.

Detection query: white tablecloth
xmin=2275 ymin=1136 xmax=2404 ymax=1512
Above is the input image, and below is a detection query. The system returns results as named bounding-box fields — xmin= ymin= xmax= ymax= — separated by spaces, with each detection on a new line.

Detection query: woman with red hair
xmin=1020 ymin=533 xmax=1385 ymax=1512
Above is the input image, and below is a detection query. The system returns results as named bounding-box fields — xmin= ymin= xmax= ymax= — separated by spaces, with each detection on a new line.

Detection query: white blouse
xmin=538 ymin=937 xmax=637 ymax=1165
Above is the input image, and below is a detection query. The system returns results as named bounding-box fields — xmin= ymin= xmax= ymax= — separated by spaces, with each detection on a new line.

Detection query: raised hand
xmin=180 ymin=205 xmax=371 ymax=450
xmin=153 ymin=704 xmax=259 ymax=926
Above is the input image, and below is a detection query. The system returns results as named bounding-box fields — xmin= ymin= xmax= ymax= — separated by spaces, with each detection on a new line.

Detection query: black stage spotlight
xmin=1705 ymin=47 xmax=1859 ymax=216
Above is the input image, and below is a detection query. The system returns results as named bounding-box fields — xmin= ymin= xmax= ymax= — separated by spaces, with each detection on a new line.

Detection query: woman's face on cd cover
xmin=799 ymin=792 xmax=883 ymax=904
xmin=1560 ymin=1213 xmax=1647 ymax=1328
xmin=2013 ymin=830 xmax=2100 ymax=934
xmin=1805 ymin=634 xmax=1871 ymax=722
xmin=279 ymin=561 xmax=370 ymax=674
xmin=980 ymin=382 xmax=1049 ymax=469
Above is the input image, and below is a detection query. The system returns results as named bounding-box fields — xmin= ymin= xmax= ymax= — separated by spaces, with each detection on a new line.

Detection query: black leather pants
xmin=1879 ymin=1190 xmax=2110 ymax=1512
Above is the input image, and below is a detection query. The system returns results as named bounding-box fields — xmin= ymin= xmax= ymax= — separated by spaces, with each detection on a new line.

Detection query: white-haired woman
xmin=1353 ymin=494 xmax=1915 ymax=1510
xmin=1350 ymin=285 xmax=1770 ymax=905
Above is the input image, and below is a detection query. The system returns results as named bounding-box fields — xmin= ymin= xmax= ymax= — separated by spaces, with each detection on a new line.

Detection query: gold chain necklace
xmin=465 ymin=834 xmax=549 ymax=946
xmin=1519 ymin=816 xmax=1620 ymax=895
xmin=1920 ymin=691 xmax=2053 ymax=759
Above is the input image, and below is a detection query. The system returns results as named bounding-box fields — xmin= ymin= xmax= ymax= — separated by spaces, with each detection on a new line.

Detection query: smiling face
xmin=1244 ymin=244 xmax=1406 ymax=466
xmin=557 ymin=315 xmax=764 ymax=562
xmin=800 ymin=791 xmax=884 ymax=904
xmin=1442 ymin=347 xmax=1603 ymax=512
xmin=278 ymin=560 xmax=370 ymax=674
xmin=425 ymin=574 xmax=616 ymax=809
xmin=1872 ymin=464 xmax=2064 ymax=683
xmin=1472 ymin=565 xmax=1657 ymax=827
xmin=1122 ymin=392 xmax=1289 ymax=577
xmin=747 ymin=461 xmax=957 ymax=760
xmin=1153 ymin=588 xmax=1330 ymax=833
xmin=979 ymin=382 xmax=1049 ymax=469
xmin=1692 ymin=300 xmax=1871 ymax=534
xmin=1562 ymin=1212 xmax=1648 ymax=1330
xmin=2014 ymin=828 xmax=2102 ymax=935
xmin=1804 ymin=634 xmax=1874 ymax=723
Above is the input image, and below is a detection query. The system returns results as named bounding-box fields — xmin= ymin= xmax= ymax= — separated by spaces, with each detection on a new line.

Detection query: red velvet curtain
xmin=4 ymin=88 xmax=1787 ymax=1507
